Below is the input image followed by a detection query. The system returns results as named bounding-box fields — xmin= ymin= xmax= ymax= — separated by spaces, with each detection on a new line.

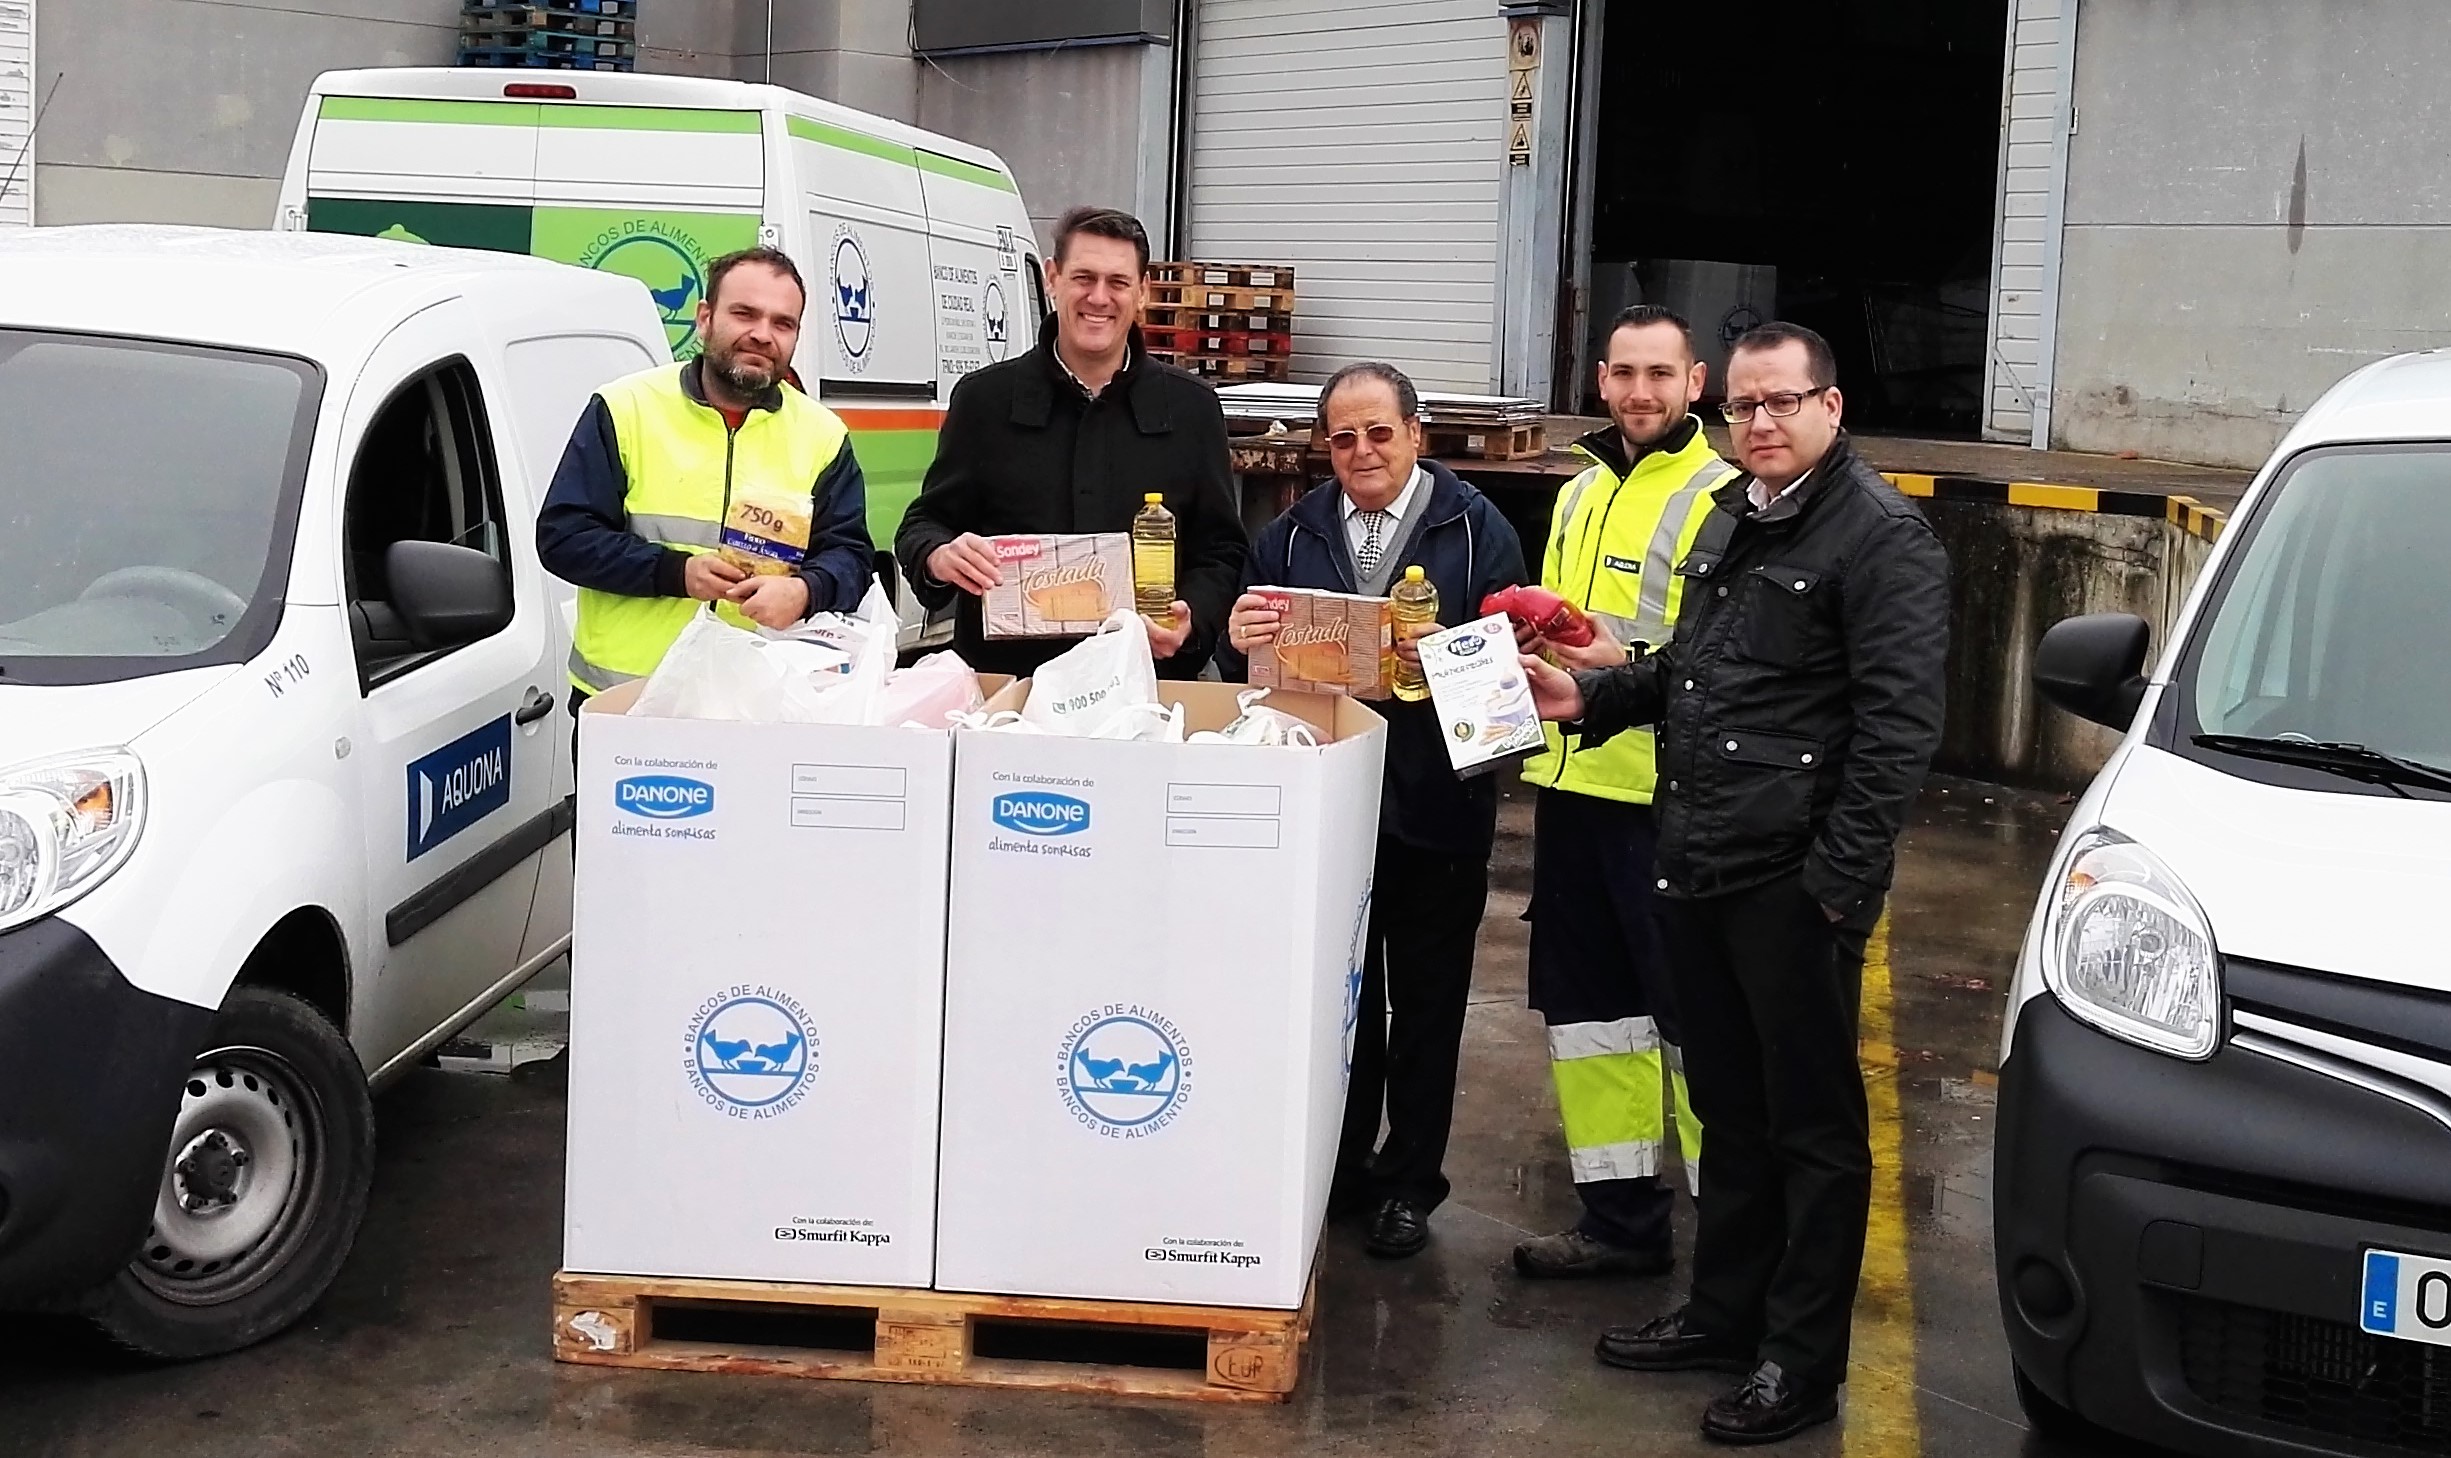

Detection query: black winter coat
xmin=893 ymin=319 xmax=1248 ymax=679
xmin=1216 ymin=462 xmax=1528 ymax=860
xmin=1573 ymin=433 xmax=1950 ymax=914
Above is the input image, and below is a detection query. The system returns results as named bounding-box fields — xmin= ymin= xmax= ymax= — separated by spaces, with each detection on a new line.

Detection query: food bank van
xmin=273 ymin=68 xmax=1044 ymax=639
xmin=0 ymin=225 xmax=667 ymax=1358
xmin=1996 ymin=350 xmax=2451 ymax=1455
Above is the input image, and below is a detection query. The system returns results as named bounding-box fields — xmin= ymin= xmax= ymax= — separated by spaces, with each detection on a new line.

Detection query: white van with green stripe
xmin=275 ymin=68 xmax=1044 ymax=635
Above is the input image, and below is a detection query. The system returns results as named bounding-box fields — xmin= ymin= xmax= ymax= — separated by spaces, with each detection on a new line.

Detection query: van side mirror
xmin=387 ymin=541 xmax=513 ymax=650
xmin=2033 ymin=613 xmax=2152 ymax=730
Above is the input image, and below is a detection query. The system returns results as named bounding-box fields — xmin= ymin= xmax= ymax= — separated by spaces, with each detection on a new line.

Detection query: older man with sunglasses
xmin=1216 ymin=361 xmax=1526 ymax=1261
xmin=1520 ymin=322 xmax=1949 ymax=1445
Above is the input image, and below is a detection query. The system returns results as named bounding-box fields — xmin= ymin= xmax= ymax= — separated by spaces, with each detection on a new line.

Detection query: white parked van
xmin=1996 ymin=351 xmax=2451 ymax=1454
xmin=273 ymin=68 xmax=1044 ymax=636
xmin=0 ymin=225 xmax=668 ymax=1357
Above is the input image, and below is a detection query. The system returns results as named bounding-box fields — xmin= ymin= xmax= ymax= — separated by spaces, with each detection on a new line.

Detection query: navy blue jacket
xmin=536 ymin=359 xmax=874 ymax=619
xmin=1217 ymin=461 xmax=1527 ymax=859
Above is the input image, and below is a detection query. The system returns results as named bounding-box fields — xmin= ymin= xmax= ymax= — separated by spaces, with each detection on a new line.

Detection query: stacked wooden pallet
xmin=1215 ymin=383 xmax=1550 ymax=462
xmin=1143 ymin=262 xmax=1295 ymax=383
xmin=459 ymin=0 xmax=638 ymax=71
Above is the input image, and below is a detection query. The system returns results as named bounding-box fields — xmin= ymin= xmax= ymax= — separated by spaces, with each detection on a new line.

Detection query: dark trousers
xmin=1527 ymin=789 xmax=1686 ymax=1252
xmin=1338 ymin=833 xmax=1491 ymax=1210
xmin=1659 ymin=874 xmax=1875 ymax=1390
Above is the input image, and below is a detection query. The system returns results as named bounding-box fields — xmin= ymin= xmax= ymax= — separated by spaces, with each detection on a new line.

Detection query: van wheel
xmin=82 ymin=987 xmax=374 ymax=1360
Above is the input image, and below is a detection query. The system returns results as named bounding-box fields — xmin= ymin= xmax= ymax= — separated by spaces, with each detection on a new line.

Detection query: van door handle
xmin=515 ymin=687 xmax=557 ymax=725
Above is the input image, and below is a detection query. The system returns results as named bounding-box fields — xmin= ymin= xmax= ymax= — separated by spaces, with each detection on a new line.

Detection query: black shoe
xmin=1700 ymin=1361 xmax=1839 ymax=1446
xmin=1512 ymin=1228 xmax=1674 ymax=1280
xmin=1327 ymin=1175 xmax=1375 ymax=1222
xmin=1364 ymin=1198 xmax=1431 ymax=1259
xmin=1595 ymin=1307 xmax=1755 ymax=1373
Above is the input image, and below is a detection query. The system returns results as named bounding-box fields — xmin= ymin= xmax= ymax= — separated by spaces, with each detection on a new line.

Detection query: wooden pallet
xmin=1146 ymin=281 xmax=1295 ymax=314
xmin=1420 ymin=421 xmax=1546 ymax=461
xmin=1141 ymin=304 xmax=1291 ymax=334
xmin=552 ymin=1270 xmax=1314 ymax=1403
xmin=456 ymin=47 xmax=635 ymax=69
xmin=1149 ymin=261 xmax=1294 ymax=292
xmin=464 ymin=0 xmax=635 ymax=16
xmin=461 ymin=11 xmax=635 ymax=38
xmin=1151 ymin=351 xmax=1293 ymax=383
xmin=459 ymin=29 xmax=636 ymax=55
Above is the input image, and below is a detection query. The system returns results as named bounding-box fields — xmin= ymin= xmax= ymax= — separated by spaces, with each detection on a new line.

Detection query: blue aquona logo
xmin=1062 ymin=1013 xmax=1188 ymax=1131
xmin=616 ymin=775 xmax=714 ymax=820
xmin=993 ymin=791 xmax=1090 ymax=837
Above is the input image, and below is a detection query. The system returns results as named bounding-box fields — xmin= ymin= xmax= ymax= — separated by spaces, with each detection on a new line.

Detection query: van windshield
xmin=0 ymin=330 xmax=321 ymax=685
xmin=2185 ymin=444 xmax=2451 ymax=775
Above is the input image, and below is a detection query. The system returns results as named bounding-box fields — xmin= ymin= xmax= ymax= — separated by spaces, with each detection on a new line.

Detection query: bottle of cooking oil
xmin=1132 ymin=493 xmax=1176 ymax=615
xmin=1390 ymin=565 xmax=1438 ymax=702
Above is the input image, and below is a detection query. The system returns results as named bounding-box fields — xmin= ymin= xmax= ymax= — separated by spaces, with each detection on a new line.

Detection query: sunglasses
xmin=1326 ymin=423 xmax=1404 ymax=451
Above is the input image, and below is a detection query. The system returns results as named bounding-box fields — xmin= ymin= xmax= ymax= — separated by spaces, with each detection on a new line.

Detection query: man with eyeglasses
xmin=1518 ymin=322 xmax=1950 ymax=1444
xmin=1511 ymin=305 xmax=1733 ymax=1286
xmin=895 ymin=205 xmax=1246 ymax=678
xmin=1216 ymin=361 xmax=1527 ymax=1261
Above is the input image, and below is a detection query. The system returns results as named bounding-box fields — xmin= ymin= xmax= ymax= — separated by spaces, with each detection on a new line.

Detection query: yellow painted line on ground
xmin=1848 ymin=916 xmax=1921 ymax=1457
xmin=2004 ymin=481 xmax=2100 ymax=513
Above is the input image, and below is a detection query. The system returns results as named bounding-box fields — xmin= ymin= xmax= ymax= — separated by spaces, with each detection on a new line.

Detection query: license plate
xmin=2361 ymin=1249 xmax=2451 ymax=1346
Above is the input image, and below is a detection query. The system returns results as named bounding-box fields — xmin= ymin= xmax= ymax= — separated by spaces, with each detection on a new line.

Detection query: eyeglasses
xmin=1719 ymin=387 xmax=1831 ymax=424
xmin=1326 ymin=423 xmax=1402 ymax=451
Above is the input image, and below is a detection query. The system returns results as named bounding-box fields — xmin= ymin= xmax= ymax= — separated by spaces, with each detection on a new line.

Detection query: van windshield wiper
xmin=2193 ymin=733 xmax=2451 ymax=796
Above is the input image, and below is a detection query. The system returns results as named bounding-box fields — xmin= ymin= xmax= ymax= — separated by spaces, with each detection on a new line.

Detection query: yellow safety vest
xmin=1519 ymin=420 xmax=1735 ymax=804
xmin=568 ymin=364 xmax=852 ymax=693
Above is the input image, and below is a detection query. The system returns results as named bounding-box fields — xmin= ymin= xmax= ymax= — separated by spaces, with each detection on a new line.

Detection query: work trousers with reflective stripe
xmin=1527 ymin=789 xmax=1698 ymax=1252
xmin=1338 ymin=834 xmax=1491 ymax=1211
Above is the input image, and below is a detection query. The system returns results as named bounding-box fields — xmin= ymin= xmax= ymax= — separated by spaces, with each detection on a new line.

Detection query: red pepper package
xmin=1481 ymin=585 xmax=1596 ymax=648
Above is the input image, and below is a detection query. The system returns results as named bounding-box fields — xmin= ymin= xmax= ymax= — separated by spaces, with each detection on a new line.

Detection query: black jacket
xmin=1216 ymin=462 xmax=1528 ymax=860
xmin=893 ymin=318 xmax=1248 ymax=679
xmin=1572 ymin=433 xmax=1949 ymax=913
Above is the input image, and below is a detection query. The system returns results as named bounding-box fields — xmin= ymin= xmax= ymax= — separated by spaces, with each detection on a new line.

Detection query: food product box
xmin=1246 ymin=585 xmax=1393 ymax=699
xmin=982 ymin=533 xmax=1134 ymax=639
xmin=1418 ymin=611 xmax=1545 ymax=778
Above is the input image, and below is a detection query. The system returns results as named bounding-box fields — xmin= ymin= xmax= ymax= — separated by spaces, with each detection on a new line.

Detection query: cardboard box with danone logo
xmin=936 ymin=680 xmax=1387 ymax=1308
xmin=562 ymin=680 xmax=1001 ymax=1287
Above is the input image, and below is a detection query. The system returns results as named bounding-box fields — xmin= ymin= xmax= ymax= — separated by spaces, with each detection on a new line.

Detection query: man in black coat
xmin=1522 ymin=323 xmax=1950 ymax=1445
xmin=894 ymin=206 xmax=1247 ymax=679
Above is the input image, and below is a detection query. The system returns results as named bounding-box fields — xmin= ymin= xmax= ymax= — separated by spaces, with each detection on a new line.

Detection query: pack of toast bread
xmin=982 ymin=533 xmax=1135 ymax=638
xmin=1247 ymin=585 xmax=1394 ymax=699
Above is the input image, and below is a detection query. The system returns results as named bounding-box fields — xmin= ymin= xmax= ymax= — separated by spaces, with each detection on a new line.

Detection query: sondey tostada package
xmin=1247 ymin=586 xmax=1393 ymax=699
xmin=1419 ymin=611 xmax=1544 ymax=778
xmin=983 ymin=533 xmax=1134 ymax=639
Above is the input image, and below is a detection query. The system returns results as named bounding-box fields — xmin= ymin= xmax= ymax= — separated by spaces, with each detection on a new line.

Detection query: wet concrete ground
xmin=2 ymin=777 xmax=2081 ymax=1458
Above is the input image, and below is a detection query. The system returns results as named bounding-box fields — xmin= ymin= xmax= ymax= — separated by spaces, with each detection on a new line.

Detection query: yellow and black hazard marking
xmin=1883 ymin=473 xmax=2228 ymax=544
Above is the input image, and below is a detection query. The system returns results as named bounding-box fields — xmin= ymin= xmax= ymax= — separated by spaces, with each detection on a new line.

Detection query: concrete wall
xmin=2052 ymin=0 xmax=2451 ymax=468
xmin=736 ymin=0 xmax=915 ymax=122
xmin=918 ymin=42 xmax=1172 ymax=254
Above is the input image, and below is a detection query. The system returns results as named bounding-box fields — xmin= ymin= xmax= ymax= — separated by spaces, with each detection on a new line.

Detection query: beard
xmin=1614 ymin=402 xmax=1684 ymax=448
xmin=706 ymin=337 xmax=780 ymax=397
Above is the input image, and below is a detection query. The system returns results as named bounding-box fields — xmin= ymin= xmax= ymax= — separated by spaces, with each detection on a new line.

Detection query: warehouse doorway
xmin=1568 ymin=0 xmax=2009 ymax=435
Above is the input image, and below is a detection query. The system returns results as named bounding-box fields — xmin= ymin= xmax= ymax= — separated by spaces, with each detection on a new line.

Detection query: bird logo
xmin=1062 ymin=1012 xmax=1190 ymax=1131
xmin=687 ymin=995 xmax=816 ymax=1111
xmin=588 ymin=232 xmax=711 ymax=358
xmin=832 ymin=229 xmax=875 ymax=365
xmin=983 ymin=278 xmax=1011 ymax=361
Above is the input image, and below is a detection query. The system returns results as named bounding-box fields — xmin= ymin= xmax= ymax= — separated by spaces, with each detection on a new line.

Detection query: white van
xmin=0 ymin=225 xmax=668 ymax=1357
xmin=273 ymin=68 xmax=1045 ymax=638
xmin=1995 ymin=351 xmax=2451 ymax=1455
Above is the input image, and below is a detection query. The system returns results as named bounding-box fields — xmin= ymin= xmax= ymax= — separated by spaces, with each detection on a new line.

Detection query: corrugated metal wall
xmin=1983 ymin=0 xmax=2065 ymax=440
xmin=1184 ymin=0 xmax=1504 ymax=392
xmin=0 ymin=0 xmax=31 ymax=228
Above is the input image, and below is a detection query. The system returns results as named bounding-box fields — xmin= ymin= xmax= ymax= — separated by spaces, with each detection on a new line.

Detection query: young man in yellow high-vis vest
xmin=1511 ymin=306 xmax=1734 ymax=1280
xmin=538 ymin=247 xmax=873 ymax=708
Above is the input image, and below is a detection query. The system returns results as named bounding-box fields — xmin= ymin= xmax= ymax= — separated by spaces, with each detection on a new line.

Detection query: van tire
xmin=81 ymin=987 xmax=374 ymax=1361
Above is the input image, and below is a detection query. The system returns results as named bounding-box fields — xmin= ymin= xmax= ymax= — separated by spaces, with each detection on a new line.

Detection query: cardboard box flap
xmin=971 ymin=678 xmax=1385 ymax=746
xmin=584 ymin=674 xmax=1014 ymax=722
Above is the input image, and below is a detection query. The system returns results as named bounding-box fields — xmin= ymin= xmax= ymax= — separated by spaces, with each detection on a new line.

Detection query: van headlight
xmin=2044 ymin=828 xmax=2220 ymax=1060
xmin=0 ymin=751 xmax=147 ymax=934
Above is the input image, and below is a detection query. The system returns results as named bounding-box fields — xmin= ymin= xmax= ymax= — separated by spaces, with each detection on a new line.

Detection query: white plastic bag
xmin=1088 ymin=700 xmax=1186 ymax=742
xmin=877 ymin=651 xmax=985 ymax=730
xmin=1188 ymin=688 xmax=1321 ymax=748
xmin=785 ymin=580 xmax=899 ymax=662
xmin=1020 ymin=610 xmax=1159 ymax=736
xmin=631 ymin=609 xmax=789 ymax=722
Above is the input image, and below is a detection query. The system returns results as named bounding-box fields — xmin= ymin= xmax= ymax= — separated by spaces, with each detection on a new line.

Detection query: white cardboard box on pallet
xmin=563 ymin=681 xmax=957 ymax=1288
xmin=934 ymin=680 xmax=1386 ymax=1309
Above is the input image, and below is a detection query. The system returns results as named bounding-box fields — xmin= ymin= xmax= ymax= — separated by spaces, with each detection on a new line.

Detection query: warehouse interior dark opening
xmin=1570 ymin=0 xmax=2010 ymax=436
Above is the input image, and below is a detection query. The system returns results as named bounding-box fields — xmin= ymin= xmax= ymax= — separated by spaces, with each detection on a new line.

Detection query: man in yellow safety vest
xmin=1510 ymin=306 xmax=1735 ymax=1281
xmin=539 ymin=246 xmax=873 ymax=707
